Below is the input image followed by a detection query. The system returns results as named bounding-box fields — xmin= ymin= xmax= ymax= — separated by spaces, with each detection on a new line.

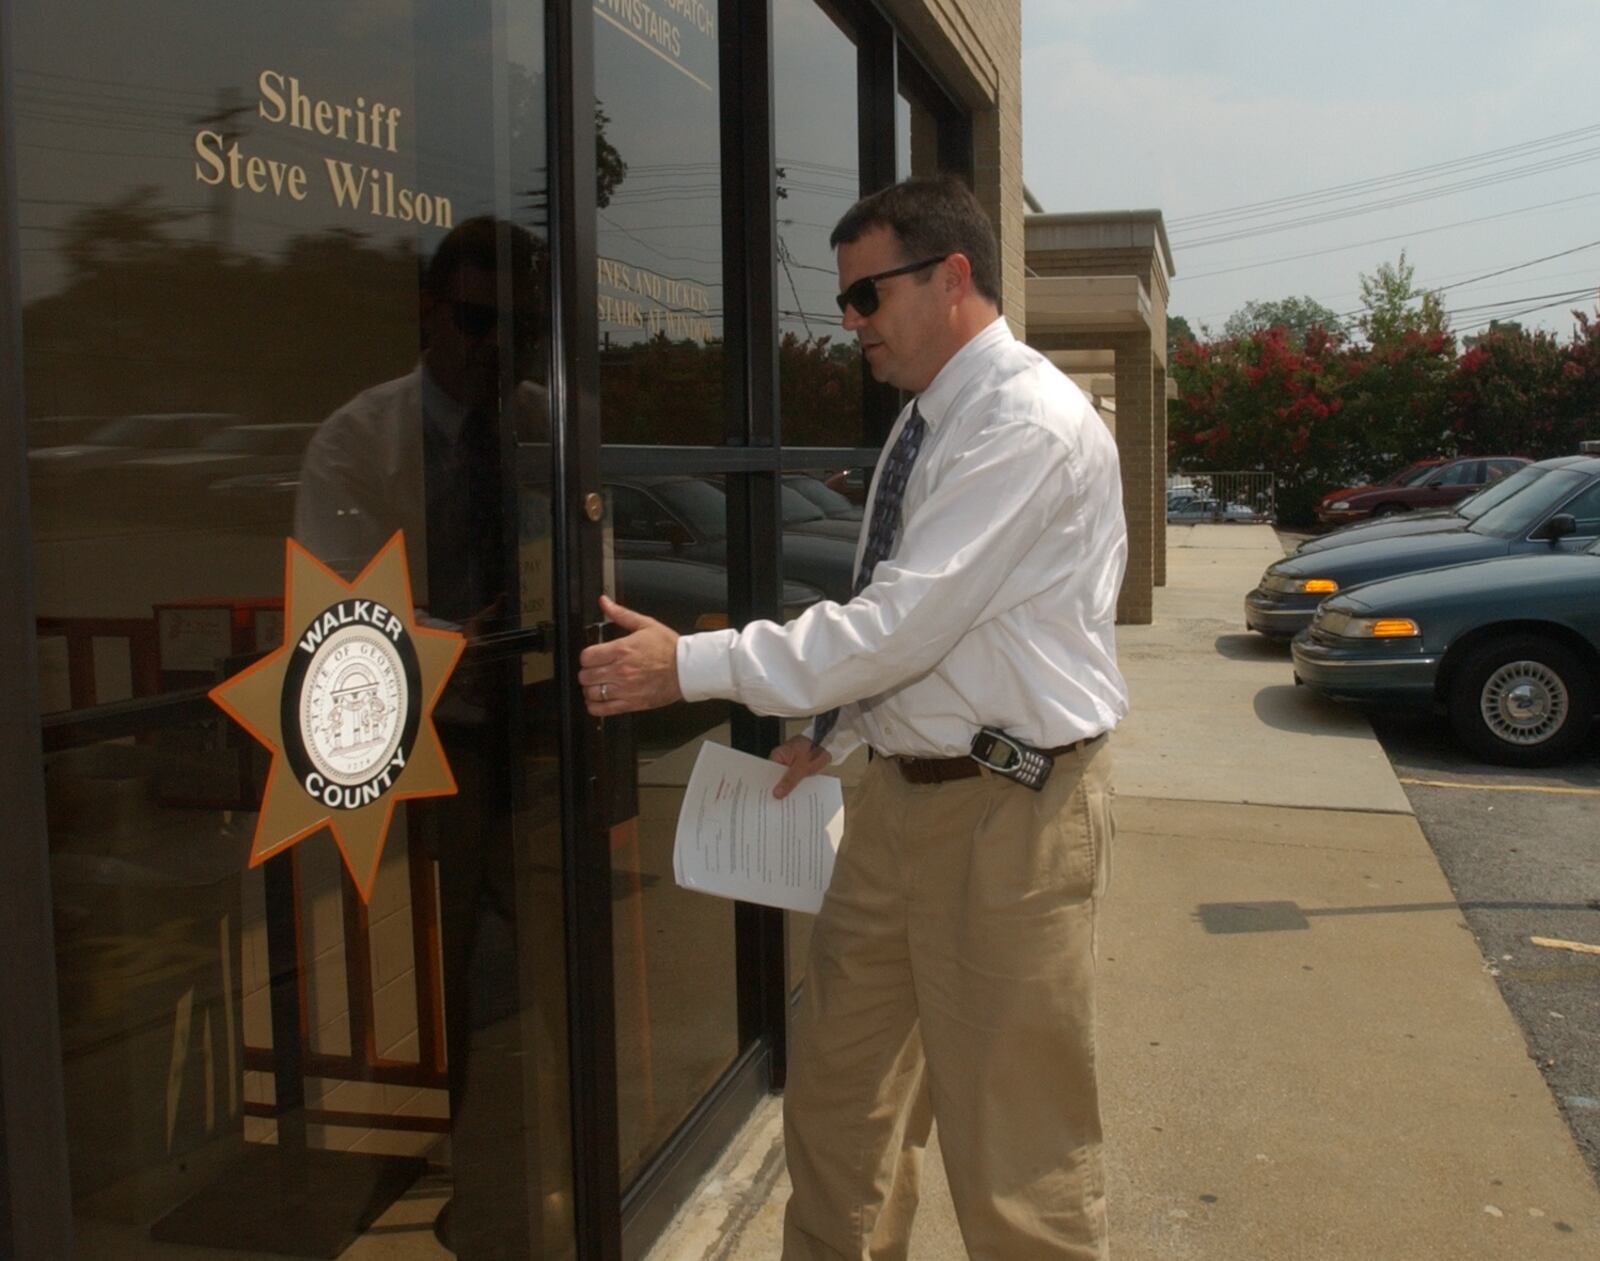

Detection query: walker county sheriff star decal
xmin=210 ymin=532 xmax=464 ymax=902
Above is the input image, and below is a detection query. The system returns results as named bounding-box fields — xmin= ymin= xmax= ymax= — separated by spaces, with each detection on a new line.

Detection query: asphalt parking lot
xmin=1268 ymin=527 xmax=1600 ymax=1186
xmin=1365 ymin=710 xmax=1600 ymax=1187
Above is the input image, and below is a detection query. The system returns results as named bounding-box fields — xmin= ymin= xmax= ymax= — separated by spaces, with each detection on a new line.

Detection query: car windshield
xmin=1394 ymin=461 xmax=1441 ymax=487
xmin=652 ymin=478 xmax=731 ymax=539
xmin=82 ymin=417 xmax=159 ymax=447
xmin=786 ymin=476 xmax=857 ymax=516
xmin=1469 ymin=467 xmax=1590 ymax=538
xmin=202 ymin=427 xmax=311 ymax=455
xmin=202 ymin=429 xmax=268 ymax=454
xmin=1456 ymin=463 xmax=1547 ymax=520
xmin=779 ymin=484 xmax=827 ymax=525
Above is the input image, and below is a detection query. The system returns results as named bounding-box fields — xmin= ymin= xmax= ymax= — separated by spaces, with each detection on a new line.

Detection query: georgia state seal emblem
xmin=211 ymin=533 xmax=463 ymax=901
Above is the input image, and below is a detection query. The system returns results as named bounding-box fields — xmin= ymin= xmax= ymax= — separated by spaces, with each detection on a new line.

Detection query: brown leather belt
xmin=885 ymin=735 xmax=1102 ymax=785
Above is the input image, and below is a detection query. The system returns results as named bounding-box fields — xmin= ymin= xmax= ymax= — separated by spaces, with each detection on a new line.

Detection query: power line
xmin=1174 ymin=190 xmax=1600 ymax=282
xmin=1429 ymin=239 xmax=1600 ymax=294
xmin=1172 ymin=148 xmax=1600 ymax=250
xmin=1443 ymin=286 xmax=1598 ymax=317
xmin=1167 ymin=120 xmax=1600 ymax=229
xmin=1456 ymin=293 xmax=1600 ymax=335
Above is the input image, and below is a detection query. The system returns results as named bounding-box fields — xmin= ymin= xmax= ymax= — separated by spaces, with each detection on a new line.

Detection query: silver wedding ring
xmin=600 ymin=682 xmax=609 ymax=702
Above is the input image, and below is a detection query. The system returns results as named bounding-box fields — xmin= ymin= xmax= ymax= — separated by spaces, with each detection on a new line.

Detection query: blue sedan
xmin=1292 ymin=544 xmax=1600 ymax=765
xmin=1247 ymin=457 xmax=1600 ymax=638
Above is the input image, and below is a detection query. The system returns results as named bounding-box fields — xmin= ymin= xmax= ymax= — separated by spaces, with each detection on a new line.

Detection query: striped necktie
xmin=811 ymin=403 xmax=927 ymax=750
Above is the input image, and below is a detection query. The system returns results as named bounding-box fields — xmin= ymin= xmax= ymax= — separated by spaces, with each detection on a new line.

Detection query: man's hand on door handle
xmin=578 ymin=595 xmax=683 ymax=716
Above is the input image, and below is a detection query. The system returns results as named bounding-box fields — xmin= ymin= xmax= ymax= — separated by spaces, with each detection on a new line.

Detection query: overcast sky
xmin=1021 ymin=0 xmax=1600 ymax=340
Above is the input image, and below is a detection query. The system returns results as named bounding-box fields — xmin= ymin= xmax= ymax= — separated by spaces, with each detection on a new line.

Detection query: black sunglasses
xmin=835 ymin=255 xmax=946 ymax=317
xmin=450 ymin=300 xmax=498 ymax=338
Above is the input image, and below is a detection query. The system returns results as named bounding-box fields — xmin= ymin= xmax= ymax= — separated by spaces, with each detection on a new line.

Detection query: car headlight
xmin=1348 ymin=616 xmax=1421 ymax=638
xmin=1317 ymin=609 xmax=1420 ymax=638
xmin=1263 ymin=572 xmax=1339 ymax=595
xmin=1326 ymin=500 xmax=1351 ymax=510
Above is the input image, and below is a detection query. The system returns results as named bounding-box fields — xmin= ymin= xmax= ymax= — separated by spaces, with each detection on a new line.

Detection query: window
xmin=773 ymin=0 xmax=864 ymax=447
xmin=1435 ymin=459 xmax=1484 ymax=487
xmin=1556 ymin=482 xmax=1600 ymax=536
xmin=16 ymin=2 xmax=571 ymax=1254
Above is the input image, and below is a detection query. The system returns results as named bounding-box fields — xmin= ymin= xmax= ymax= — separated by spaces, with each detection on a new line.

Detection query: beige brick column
xmin=1153 ymin=361 xmax=1168 ymax=587
xmin=1113 ymin=335 xmax=1155 ymax=624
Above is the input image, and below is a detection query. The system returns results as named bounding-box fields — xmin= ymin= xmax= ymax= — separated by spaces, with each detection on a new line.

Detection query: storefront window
xmin=593 ymin=0 xmax=725 ymax=446
xmin=898 ymin=48 xmax=968 ymax=182
xmin=17 ymin=1 xmax=568 ymax=1255
xmin=774 ymin=0 xmax=864 ymax=447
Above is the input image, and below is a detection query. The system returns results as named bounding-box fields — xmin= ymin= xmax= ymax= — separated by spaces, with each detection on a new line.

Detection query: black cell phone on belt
xmin=969 ymin=727 xmax=1053 ymax=791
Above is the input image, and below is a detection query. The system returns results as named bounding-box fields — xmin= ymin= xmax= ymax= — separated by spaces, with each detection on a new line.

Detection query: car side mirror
xmin=1537 ymin=513 xmax=1577 ymax=542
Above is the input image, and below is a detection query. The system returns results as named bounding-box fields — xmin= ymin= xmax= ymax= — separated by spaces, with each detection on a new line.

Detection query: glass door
xmin=14 ymin=0 xmax=578 ymax=1256
xmin=590 ymin=0 xmax=745 ymax=1190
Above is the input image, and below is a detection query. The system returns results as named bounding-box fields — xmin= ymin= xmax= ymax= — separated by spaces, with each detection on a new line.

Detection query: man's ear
xmin=943 ymin=251 xmax=974 ymax=299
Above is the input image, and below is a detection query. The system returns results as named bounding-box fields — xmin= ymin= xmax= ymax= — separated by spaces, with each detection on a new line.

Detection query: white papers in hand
xmin=673 ymin=742 xmax=844 ymax=914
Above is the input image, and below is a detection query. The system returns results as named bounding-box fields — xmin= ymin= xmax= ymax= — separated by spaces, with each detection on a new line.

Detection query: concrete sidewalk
xmin=646 ymin=525 xmax=1600 ymax=1259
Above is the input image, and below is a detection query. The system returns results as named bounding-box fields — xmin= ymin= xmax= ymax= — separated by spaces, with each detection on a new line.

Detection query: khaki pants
xmin=783 ymin=738 xmax=1115 ymax=1261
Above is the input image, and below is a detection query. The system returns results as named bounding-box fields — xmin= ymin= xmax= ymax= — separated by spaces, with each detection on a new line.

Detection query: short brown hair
xmin=830 ymin=176 xmax=1000 ymax=304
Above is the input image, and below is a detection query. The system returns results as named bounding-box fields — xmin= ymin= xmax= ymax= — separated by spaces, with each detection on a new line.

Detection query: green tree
xmin=1447 ymin=324 xmax=1575 ymax=456
xmin=1338 ymin=328 xmax=1457 ymax=475
xmin=1557 ymin=311 xmax=1600 ymax=440
xmin=1169 ymin=325 xmax=1357 ymax=526
xmin=1222 ymin=295 xmax=1341 ymax=348
xmin=1357 ymin=250 xmax=1448 ymax=346
xmin=1167 ymin=313 xmax=1197 ymax=361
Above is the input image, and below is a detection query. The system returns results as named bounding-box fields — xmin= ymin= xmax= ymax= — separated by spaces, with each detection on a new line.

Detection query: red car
xmin=1315 ymin=456 xmax=1528 ymax=526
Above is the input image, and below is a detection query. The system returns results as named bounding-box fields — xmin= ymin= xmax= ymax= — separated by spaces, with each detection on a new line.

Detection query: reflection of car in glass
xmin=1247 ymin=457 xmax=1600 ymax=638
xmin=823 ymin=467 xmax=869 ymax=506
xmin=1167 ymin=498 xmax=1258 ymax=524
xmin=784 ymin=473 xmax=863 ymax=522
xmin=1296 ymin=457 xmax=1590 ymax=556
xmin=25 ymin=416 xmax=110 ymax=448
xmin=28 ymin=412 xmax=244 ymax=481
xmin=615 ymin=555 xmax=823 ymax=634
xmin=608 ymin=475 xmax=856 ymax=602
xmin=1292 ymin=542 xmax=1600 ymax=765
xmin=778 ymin=478 xmax=862 ymax=542
xmin=117 ymin=423 xmax=320 ymax=498
xmin=1314 ymin=455 xmax=1527 ymax=526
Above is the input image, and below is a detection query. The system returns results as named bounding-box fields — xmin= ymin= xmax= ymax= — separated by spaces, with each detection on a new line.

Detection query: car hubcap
xmin=1480 ymin=660 xmax=1568 ymax=746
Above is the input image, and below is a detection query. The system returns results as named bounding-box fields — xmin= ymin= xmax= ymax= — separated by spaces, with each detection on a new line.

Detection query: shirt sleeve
xmin=675 ymin=415 xmax=1075 ymax=718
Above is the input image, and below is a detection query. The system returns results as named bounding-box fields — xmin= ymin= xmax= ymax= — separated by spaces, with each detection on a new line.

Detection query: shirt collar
xmin=913 ymin=315 xmax=1012 ymax=429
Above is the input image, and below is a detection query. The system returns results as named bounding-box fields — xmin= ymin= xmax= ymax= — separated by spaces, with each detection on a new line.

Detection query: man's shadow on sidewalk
xmin=1195 ymin=898 xmax=1600 ymax=935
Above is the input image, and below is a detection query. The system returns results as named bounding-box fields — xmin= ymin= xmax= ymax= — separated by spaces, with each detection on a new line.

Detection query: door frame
xmin=0 ymin=0 xmax=78 ymax=1253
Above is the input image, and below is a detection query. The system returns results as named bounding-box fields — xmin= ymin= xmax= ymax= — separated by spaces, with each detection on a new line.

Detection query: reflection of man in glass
xmin=296 ymin=216 xmax=544 ymax=617
xmin=294 ymin=215 xmax=550 ymax=1256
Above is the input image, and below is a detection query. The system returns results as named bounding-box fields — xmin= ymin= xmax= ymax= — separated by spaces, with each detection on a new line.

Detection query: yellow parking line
xmin=1531 ymin=936 xmax=1600 ymax=957
xmin=1397 ymin=776 xmax=1600 ymax=797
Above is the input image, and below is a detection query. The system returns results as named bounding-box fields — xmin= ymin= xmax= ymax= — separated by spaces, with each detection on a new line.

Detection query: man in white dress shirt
xmin=581 ymin=176 xmax=1128 ymax=1260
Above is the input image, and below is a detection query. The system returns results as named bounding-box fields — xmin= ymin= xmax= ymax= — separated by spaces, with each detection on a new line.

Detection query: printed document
xmin=674 ymin=742 xmax=844 ymax=913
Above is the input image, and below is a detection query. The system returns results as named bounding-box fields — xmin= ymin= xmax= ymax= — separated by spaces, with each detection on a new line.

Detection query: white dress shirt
xmin=677 ymin=316 xmax=1130 ymax=760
